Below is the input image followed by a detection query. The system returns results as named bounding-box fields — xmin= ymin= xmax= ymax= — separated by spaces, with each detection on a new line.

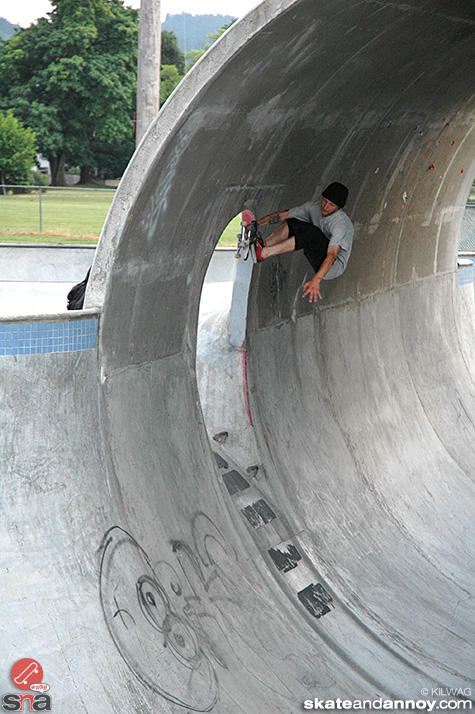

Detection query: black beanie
xmin=322 ymin=182 xmax=349 ymax=208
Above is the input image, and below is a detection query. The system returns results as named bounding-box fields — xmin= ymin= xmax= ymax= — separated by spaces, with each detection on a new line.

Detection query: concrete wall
xmin=1 ymin=0 xmax=474 ymax=712
xmin=0 ymin=245 xmax=95 ymax=282
xmin=86 ymin=0 xmax=475 ymax=706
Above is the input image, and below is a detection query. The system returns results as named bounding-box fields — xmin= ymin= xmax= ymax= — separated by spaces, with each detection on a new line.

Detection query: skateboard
xmin=235 ymin=211 xmax=264 ymax=264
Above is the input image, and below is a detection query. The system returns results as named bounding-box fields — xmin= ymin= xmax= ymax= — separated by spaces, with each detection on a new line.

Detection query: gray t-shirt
xmin=288 ymin=200 xmax=354 ymax=280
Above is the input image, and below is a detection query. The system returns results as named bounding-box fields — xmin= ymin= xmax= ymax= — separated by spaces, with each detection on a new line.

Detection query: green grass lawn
xmin=0 ymin=188 xmax=244 ymax=247
xmin=218 ymin=213 xmax=242 ymax=247
xmin=0 ymin=189 xmax=114 ymax=244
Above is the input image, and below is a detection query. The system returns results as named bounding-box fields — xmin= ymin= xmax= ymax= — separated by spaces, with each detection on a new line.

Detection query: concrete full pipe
xmin=1 ymin=0 xmax=474 ymax=711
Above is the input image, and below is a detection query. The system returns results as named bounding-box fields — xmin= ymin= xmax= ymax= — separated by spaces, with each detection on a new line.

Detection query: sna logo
xmin=2 ymin=659 xmax=51 ymax=711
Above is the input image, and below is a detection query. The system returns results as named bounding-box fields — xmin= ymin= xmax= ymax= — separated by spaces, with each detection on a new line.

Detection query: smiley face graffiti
xmin=99 ymin=526 xmax=218 ymax=712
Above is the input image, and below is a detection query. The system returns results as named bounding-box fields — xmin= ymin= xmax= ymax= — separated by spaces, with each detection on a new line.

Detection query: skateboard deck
xmin=235 ymin=210 xmax=263 ymax=264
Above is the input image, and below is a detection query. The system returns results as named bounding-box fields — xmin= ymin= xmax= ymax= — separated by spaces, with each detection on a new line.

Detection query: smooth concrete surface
xmin=0 ymin=248 xmax=229 ymax=317
xmin=0 ymin=245 xmax=95 ymax=281
xmin=0 ymin=281 xmax=74 ymax=316
xmin=2 ymin=0 xmax=475 ymax=712
xmin=0 ymin=245 xmax=94 ymax=315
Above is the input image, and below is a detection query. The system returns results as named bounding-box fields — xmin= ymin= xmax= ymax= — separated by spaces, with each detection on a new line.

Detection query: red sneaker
xmin=255 ymin=242 xmax=264 ymax=262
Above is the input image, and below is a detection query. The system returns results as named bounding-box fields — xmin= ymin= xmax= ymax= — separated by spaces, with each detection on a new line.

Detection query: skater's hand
xmin=303 ymin=276 xmax=322 ymax=302
xmin=302 ymin=247 xmax=339 ymax=302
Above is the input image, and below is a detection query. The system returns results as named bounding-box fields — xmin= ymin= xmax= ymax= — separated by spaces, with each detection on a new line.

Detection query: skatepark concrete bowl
xmin=2 ymin=0 xmax=475 ymax=711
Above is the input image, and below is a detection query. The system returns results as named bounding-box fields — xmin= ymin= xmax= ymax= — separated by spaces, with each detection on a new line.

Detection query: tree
xmin=160 ymin=31 xmax=184 ymax=107
xmin=0 ymin=111 xmax=37 ymax=191
xmin=162 ymin=30 xmax=184 ymax=75
xmin=185 ymin=49 xmax=204 ymax=71
xmin=0 ymin=0 xmax=138 ymax=185
xmin=185 ymin=20 xmax=235 ymax=72
xmin=160 ymin=65 xmax=182 ymax=107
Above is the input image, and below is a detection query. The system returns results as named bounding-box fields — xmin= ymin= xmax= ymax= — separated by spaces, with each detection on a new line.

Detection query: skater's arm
xmin=303 ymin=245 xmax=340 ymax=302
xmin=256 ymin=210 xmax=290 ymax=227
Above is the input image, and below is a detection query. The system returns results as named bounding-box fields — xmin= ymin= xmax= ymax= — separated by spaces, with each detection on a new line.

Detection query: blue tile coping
xmin=0 ymin=316 xmax=98 ymax=356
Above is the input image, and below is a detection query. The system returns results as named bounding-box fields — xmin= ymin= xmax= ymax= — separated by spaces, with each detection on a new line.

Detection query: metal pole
xmin=39 ymin=186 xmax=43 ymax=233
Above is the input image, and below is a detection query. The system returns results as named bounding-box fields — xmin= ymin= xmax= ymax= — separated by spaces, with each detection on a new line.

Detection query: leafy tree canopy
xmin=161 ymin=30 xmax=184 ymax=75
xmin=0 ymin=7 xmax=235 ymax=183
xmin=0 ymin=0 xmax=138 ymax=184
xmin=160 ymin=64 xmax=184 ymax=108
xmin=0 ymin=110 xmax=37 ymax=188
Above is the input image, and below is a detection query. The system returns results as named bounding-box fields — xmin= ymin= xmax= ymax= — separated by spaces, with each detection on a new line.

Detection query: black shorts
xmin=287 ymin=218 xmax=329 ymax=272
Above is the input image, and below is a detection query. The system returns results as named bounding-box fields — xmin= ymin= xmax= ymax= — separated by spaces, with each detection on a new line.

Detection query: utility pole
xmin=136 ymin=0 xmax=161 ymax=146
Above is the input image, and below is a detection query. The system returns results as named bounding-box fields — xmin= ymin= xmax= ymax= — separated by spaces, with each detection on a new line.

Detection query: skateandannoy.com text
xmin=302 ymin=696 xmax=473 ymax=710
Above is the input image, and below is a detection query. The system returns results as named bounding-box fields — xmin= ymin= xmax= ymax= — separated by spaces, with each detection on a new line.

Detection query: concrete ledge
xmin=0 ymin=307 xmax=100 ymax=324
xmin=0 ymin=245 xmax=95 ymax=282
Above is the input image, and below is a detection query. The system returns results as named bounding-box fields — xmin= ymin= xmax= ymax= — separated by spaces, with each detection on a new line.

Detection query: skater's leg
xmin=263 ymin=221 xmax=290 ymax=247
xmin=261 ymin=236 xmax=296 ymax=259
xmin=258 ymin=219 xmax=328 ymax=264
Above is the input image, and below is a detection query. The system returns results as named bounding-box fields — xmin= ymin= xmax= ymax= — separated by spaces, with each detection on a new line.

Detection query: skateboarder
xmin=252 ymin=182 xmax=354 ymax=303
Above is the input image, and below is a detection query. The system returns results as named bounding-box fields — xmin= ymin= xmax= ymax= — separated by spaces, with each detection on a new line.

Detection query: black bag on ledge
xmin=67 ymin=268 xmax=91 ymax=310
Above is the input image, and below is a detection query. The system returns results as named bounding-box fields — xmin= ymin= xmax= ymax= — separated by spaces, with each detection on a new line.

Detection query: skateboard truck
xmin=235 ymin=220 xmax=251 ymax=260
xmin=235 ymin=220 xmax=263 ymax=263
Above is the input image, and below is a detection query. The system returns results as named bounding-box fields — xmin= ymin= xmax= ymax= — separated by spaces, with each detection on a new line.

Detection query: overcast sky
xmin=0 ymin=0 xmax=260 ymax=27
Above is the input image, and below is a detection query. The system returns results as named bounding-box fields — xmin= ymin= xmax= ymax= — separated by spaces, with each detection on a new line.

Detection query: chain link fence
xmin=0 ymin=185 xmax=115 ymax=243
xmin=460 ymin=203 xmax=475 ymax=251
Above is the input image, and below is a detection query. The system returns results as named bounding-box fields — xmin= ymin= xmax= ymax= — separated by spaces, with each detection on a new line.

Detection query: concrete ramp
xmin=1 ymin=0 xmax=474 ymax=711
